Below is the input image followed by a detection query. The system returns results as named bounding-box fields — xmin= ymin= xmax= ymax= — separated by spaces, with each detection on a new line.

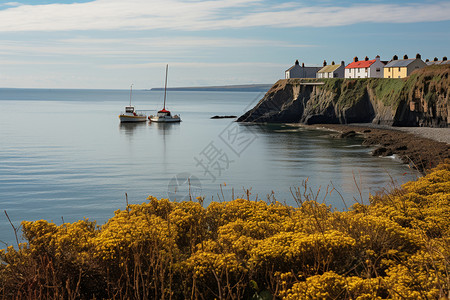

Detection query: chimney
xmin=364 ymin=56 xmax=369 ymax=61
xmin=341 ymin=61 xmax=345 ymax=66
xmin=403 ymin=54 xmax=408 ymax=59
xmin=331 ymin=61 xmax=335 ymax=65
xmin=302 ymin=62 xmax=305 ymax=68
xmin=434 ymin=57 xmax=438 ymax=61
xmin=416 ymin=53 xmax=421 ymax=59
xmin=353 ymin=56 xmax=358 ymax=62
xmin=295 ymin=59 xmax=299 ymax=65
xmin=393 ymin=55 xmax=398 ymax=60
xmin=443 ymin=57 xmax=448 ymax=61
xmin=323 ymin=60 xmax=327 ymax=67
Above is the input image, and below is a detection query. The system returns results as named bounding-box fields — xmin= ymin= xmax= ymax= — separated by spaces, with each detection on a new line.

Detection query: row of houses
xmin=285 ymin=54 xmax=449 ymax=80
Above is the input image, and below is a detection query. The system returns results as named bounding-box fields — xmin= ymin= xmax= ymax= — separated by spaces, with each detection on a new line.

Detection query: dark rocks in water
xmin=339 ymin=130 xmax=356 ymax=138
xmin=210 ymin=115 xmax=237 ymax=119
xmin=315 ymin=124 xmax=450 ymax=174
xmin=372 ymin=147 xmax=393 ymax=156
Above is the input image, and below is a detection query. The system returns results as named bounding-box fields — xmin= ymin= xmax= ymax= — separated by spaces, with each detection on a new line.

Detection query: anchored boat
xmin=149 ymin=65 xmax=181 ymax=123
xmin=119 ymin=84 xmax=147 ymax=123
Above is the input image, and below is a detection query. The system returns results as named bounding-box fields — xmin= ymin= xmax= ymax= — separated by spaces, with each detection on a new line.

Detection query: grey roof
xmin=286 ymin=65 xmax=296 ymax=72
xmin=286 ymin=65 xmax=321 ymax=72
xmin=427 ymin=60 xmax=450 ymax=65
xmin=384 ymin=59 xmax=416 ymax=68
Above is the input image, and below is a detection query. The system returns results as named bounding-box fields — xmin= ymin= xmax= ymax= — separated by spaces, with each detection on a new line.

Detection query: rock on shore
xmin=310 ymin=124 xmax=450 ymax=173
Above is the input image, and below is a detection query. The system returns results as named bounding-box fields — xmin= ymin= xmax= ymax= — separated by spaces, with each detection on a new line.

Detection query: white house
xmin=317 ymin=61 xmax=345 ymax=78
xmin=285 ymin=60 xmax=321 ymax=79
xmin=345 ymin=56 xmax=385 ymax=79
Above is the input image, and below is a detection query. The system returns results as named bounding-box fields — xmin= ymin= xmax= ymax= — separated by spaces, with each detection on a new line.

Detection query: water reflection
xmin=119 ymin=122 xmax=147 ymax=135
xmin=149 ymin=121 xmax=181 ymax=135
xmin=235 ymin=123 xmax=420 ymax=209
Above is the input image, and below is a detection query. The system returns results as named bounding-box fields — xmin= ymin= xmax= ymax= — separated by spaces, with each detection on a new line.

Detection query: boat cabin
xmin=157 ymin=109 xmax=172 ymax=117
xmin=125 ymin=106 xmax=135 ymax=113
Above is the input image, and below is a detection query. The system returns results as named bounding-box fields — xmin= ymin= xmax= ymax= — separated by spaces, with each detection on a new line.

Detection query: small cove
xmin=0 ymin=88 xmax=420 ymax=246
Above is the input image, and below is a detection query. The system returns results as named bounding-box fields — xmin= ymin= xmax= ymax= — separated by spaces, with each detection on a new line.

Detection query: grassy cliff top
xmin=279 ymin=65 xmax=450 ymax=109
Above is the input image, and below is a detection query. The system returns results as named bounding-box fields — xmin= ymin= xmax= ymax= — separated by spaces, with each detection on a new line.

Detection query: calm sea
xmin=0 ymin=88 xmax=419 ymax=246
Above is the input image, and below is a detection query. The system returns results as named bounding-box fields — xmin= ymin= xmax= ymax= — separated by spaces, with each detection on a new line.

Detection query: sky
xmin=0 ymin=0 xmax=449 ymax=89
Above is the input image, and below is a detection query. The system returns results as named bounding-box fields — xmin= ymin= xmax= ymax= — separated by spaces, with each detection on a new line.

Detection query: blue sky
xmin=0 ymin=0 xmax=449 ymax=89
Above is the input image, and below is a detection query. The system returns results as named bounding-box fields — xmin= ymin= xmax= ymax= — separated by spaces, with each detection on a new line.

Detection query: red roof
xmin=345 ymin=59 xmax=376 ymax=69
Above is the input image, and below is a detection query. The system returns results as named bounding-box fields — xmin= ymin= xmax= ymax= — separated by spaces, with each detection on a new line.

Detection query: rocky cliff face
xmin=238 ymin=65 xmax=449 ymax=127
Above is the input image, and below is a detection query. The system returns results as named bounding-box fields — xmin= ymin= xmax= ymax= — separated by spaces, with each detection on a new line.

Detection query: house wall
xmin=407 ymin=59 xmax=427 ymax=76
xmin=368 ymin=60 xmax=384 ymax=78
xmin=334 ymin=66 xmax=345 ymax=78
xmin=345 ymin=67 xmax=369 ymax=79
xmin=384 ymin=66 xmax=407 ymax=78
xmin=286 ymin=65 xmax=301 ymax=79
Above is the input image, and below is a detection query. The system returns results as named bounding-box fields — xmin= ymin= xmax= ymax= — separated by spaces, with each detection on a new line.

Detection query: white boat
xmin=119 ymin=84 xmax=147 ymax=123
xmin=149 ymin=65 xmax=181 ymax=123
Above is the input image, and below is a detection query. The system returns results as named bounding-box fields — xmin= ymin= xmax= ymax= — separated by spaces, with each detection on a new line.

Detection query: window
xmin=365 ymin=68 xmax=368 ymax=72
xmin=376 ymin=68 xmax=380 ymax=72
xmin=398 ymin=67 xmax=401 ymax=72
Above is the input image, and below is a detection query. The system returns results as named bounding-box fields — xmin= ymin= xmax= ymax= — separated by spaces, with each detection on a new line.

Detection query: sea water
xmin=0 ymin=88 xmax=419 ymax=246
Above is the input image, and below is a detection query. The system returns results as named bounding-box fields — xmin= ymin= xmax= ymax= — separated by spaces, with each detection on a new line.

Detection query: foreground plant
xmin=1 ymin=162 xmax=449 ymax=299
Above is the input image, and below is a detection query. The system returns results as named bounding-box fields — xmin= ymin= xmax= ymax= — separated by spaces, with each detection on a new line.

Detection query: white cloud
xmin=0 ymin=36 xmax=314 ymax=59
xmin=1 ymin=2 xmax=22 ymax=7
xmin=0 ymin=0 xmax=449 ymax=32
xmin=102 ymin=61 xmax=284 ymax=69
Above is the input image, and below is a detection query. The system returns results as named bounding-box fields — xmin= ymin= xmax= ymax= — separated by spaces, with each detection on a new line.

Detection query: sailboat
xmin=119 ymin=84 xmax=147 ymax=122
xmin=149 ymin=65 xmax=181 ymax=123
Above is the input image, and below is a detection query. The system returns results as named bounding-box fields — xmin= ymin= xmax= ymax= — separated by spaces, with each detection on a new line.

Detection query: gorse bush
xmin=1 ymin=162 xmax=449 ymax=299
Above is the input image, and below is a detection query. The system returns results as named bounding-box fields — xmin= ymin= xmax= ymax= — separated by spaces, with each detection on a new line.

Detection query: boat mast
xmin=163 ymin=64 xmax=168 ymax=110
xmin=129 ymin=84 xmax=133 ymax=106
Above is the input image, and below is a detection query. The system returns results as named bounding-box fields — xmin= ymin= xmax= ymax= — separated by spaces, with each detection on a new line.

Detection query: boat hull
xmin=119 ymin=115 xmax=147 ymax=122
xmin=149 ymin=116 xmax=181 ymax=123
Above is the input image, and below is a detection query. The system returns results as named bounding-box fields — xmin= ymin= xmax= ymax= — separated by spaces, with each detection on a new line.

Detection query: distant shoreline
xmin=150 ymin=84 xmax=272 ymax=92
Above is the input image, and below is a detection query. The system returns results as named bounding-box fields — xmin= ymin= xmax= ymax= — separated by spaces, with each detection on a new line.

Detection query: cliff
xmin=238 ymin=65 xmax=450 ymax=127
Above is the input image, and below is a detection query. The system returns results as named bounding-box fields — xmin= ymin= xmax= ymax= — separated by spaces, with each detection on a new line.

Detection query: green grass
xmin=368 ymin=78 xmax=406 ymax=108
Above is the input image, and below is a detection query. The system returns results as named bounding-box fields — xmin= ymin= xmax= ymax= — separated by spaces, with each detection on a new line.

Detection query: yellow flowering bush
xmin=0 ymin=162 xmax=448 ymax=299
xmin=249 ymin=230 xmax=356 ymax=274
xmin=283 ymin=271 xmax=383 ymax=300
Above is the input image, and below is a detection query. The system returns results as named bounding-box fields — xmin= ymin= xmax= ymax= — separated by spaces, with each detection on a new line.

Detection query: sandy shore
xmin=393 ymin=127 xmax=450 ymax=144
xmin=343 ymin=123 xmax=450 ymax=144
xmin=307 ymin=123 xmax=450 ymax=174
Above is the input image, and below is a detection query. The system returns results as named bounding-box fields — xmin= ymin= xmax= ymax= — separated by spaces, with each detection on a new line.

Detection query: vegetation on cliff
xmin=1 ymin=161 xmax=449 ymax=299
